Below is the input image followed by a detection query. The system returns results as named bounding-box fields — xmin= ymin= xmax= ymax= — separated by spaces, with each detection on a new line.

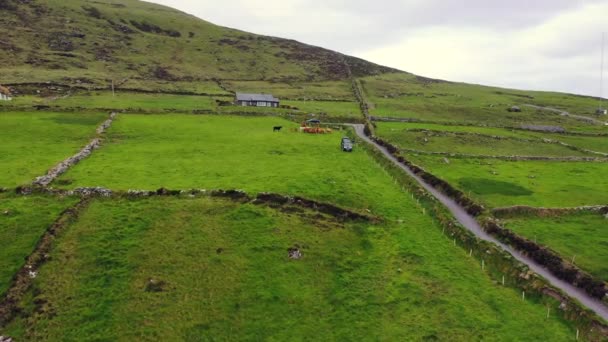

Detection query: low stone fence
xmin=254 ymin=192 xmax=379 ymax=222
xmin=15 ymin=187 xmax=378 ymax=223
xmin=364 ymin=130 xmax=608 ymax=306
xmin=492 ymin=205 xmax=608 ymax=218
xmin=32 ymin=139 xmax=101 ymax=187
xmin=32 ymin=112 xmax=117 ymax=187
xmin=366 ymin=134 xmax=485 ymax=216
xmin=359 ymin=139 xmax=608 ymax=340
xmin=0 ymin=198 xmax=90 ymax=327
xmin=396 ymin=147 xmax=608 ymax=162
xmin=387 ymin=128 xmax=608 ymax=159
xmin=483 ymin=219 xmax=608 ymax=301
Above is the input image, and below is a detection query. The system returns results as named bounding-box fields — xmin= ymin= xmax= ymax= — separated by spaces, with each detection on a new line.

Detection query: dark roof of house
xmin=235 ymin=93 xmax=279 ymax=102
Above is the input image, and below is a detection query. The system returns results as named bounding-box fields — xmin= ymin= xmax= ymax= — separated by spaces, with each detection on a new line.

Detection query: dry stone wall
xmin=360 ymin=140 xmax=608 ymax=341
xmin=492 ymin=205 xmax=608 ymax=218
xmin=483 ymin=219 xmax=608 ymax=301
xmin=32 ymin=112 xmax=117 ymax=187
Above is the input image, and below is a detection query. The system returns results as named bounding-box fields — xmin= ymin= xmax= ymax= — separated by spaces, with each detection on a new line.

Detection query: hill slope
xmin=0 ymin=0 xmax=396 ymax=87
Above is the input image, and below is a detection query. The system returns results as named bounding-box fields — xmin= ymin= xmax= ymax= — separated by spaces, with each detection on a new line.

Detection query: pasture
xmin=406 ymin=155 xmax=608 ymax=208
xmin=0 ymin=194 xmax=78 ymax=295
xmin=282 ymin=100 xmax=361 ymax=118
xmin=375 ymin=123 xmax=590 ymax=157
xmin=375 ymin=121 xmax=608 ymax=152
xmin=2 ymin=196 xmax=574 ymax=340
xmin=360 ymin=73 xmax=608 ymax=132
xmin=47 ymin=92 xmax=219 ymax=112
xmin=222 ymin=80 xmax=356 ymax=101
xmin=119 ymin=80 xmax=231 ymax=95
xmin=56 ymin=115 xmax=411 ymax=218
xmin=502 ymin=211 xmax=608 ymax=281
xmin=0 ymin=112 xmax=107 ymax=187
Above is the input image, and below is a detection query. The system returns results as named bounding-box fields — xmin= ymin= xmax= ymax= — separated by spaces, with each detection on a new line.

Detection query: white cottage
xmin=235 ymin=93 xmax=279 ymax=107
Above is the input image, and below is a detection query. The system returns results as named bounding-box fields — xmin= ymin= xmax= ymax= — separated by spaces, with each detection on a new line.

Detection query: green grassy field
xmin=1 ymin=0 xmax=606 ymax=338
xmin=361 ymin=73 xmax=608 ymax=132
xmin=407 ymin=155 xmax=608 ymax=208
xmin=56 ymin=115 xmax=406 ymax=217
xmin=2 ymin=196 xmax=574 ymax=340
xmin=375 ymin=121 xmax=608 ymax=153
xmin=375 ymin=123 xmax=590 ymax=157
xmin=119 ymin=80 xmax=230 ymax=95
xmin=222 ymin=80 xmax=356 ymax=101
xmin=502 ymin=212 xmax=608 ymax=281
xmin=0 ymin=194 xmax=78 ymax=295
xmin=282 ymin=100 xmax=361 ymax=118
xmin=2 ymin=91 xmax=361 ymax=119
xmin=48 ymin=91 xmax=219 ymax=112
xmin=0 ymin=112 xmax=107 ymax=187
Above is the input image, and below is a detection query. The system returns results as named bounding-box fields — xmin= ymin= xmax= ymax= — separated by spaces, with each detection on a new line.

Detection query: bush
xmin=82 ymin=6 xmax=102 ymax=19
xmin=130 ymin=20 xmax=181 ymax=37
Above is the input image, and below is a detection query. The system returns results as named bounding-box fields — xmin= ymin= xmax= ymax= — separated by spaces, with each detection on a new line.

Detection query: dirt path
xmin=350 ymin=123 xmax=608 ymax=321
xmin=524 ymin=104 xmax=607 ymax=125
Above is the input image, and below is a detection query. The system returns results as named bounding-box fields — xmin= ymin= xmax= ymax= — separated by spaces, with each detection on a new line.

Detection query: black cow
xmin=273 ymin=126 xmax=282 ymax=132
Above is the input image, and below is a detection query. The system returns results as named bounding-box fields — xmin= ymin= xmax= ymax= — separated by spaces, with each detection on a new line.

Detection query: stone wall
xmin=359 ymin=139 xmax=608 ymax=341
xmin=32 ymin=112 xmax=117 ymax=187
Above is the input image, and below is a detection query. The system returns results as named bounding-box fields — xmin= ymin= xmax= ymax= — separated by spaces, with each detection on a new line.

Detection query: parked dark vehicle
xmin=341 ymin=137 xmax=353 ymax=152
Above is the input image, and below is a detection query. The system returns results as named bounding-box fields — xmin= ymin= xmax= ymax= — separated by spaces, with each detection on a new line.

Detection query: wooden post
xmin=502 ymin=275 xmax=505 ymax=286
xmin=576 ymin=329 xmax=579 ymax=340
xmin=111 ymin=79 xmax=115 ymax=97
xmin=546 ymin=307 xmax=550 ymax=319
xmin=469 ymin=249 xmax=472 ymax=256
xmin=481 ymin=260 xmax=485 ymax=271
xmin=522 ymin=291 xmax=525 ymax=301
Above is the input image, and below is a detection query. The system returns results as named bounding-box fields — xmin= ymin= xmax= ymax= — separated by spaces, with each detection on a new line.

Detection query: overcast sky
xmin=148 ymin=0 xmax=607 ymax=97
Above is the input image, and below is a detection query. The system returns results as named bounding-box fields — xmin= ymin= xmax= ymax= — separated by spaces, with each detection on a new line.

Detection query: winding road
xmin=349 ymin=124 xmax=608 ymax=321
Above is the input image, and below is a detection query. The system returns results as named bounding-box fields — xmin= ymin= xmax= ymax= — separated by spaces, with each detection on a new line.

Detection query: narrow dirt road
xmin=350 ymin=124 xmax=608 ymax=321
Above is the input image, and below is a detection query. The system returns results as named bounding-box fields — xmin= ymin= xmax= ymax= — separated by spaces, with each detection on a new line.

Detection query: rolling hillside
xmin=0 ymin=0 xmax=395 ymax=87
xmin=2 ymin=0 xmax=608 ymax=340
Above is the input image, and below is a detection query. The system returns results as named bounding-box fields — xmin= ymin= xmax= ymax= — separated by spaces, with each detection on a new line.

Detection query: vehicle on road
xmin=341 ymin=137 xmax=353 ymax=152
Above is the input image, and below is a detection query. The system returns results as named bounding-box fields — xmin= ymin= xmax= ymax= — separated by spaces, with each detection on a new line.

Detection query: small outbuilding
xmin=235 ymin=93 xmax=279 ymax=107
